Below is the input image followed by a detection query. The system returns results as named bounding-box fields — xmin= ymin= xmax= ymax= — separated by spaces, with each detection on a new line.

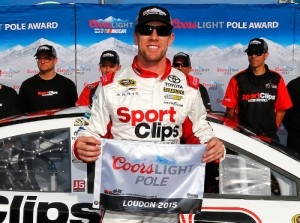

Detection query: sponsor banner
xmin=93 ymin=140 xmax=206 ymax=214
xmin=105 ymin=0 xmax=277 ymax=3
xmin=75 ymin=4 xmax=139 ymax=94
xmin=0 ymin=3 xmax=299 ymax=113
xmin=75 ymin=4 xmax=297 ymax=111
xmin=0 ymin=0 xmax=98 ymax=4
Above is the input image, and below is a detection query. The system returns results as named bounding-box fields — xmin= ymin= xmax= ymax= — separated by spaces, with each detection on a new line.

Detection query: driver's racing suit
xmin=74 ymin=57 xmax=215 ymax=223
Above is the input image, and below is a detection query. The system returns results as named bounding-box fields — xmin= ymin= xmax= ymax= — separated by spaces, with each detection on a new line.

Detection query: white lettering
xmin=28 ymin=22 xmax=58 ymax=30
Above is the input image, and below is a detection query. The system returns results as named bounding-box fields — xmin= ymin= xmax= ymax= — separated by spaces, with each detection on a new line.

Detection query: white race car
xmin=0 ymin=107 xmax=299 ymax=223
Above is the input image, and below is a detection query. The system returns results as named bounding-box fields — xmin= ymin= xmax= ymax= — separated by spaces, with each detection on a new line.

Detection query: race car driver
xmin=73 ymin=5 xmax=225 ymax=223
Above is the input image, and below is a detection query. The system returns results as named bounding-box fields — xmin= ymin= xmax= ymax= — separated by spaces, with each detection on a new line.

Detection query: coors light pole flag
xmin=93 ymin=140 xmax=206 ymax=214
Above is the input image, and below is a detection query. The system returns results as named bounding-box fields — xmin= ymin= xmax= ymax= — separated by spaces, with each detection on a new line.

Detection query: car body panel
xmin=0 ymin=108 xmax=299 ymax=223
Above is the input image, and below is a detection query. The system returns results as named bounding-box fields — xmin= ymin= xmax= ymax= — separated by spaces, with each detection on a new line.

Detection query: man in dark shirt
xmin=222 ymin=38 xmax=292 ymax=141
xmin=0 ymin=83 xmax=21 ymax=119
xmin=19 ymin=44 xmax=78 ymax=113
xmin=283 ymin=76 xmax=300 ymax=153
xmin=172 ymin=52 xmax=211 ymax=111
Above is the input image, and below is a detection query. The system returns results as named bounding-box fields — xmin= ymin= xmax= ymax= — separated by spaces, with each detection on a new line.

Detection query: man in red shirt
xmin=76 ymin=50 xmax=121 ymax=106
xmin=222 ymin=38 xmax=292 ymax=141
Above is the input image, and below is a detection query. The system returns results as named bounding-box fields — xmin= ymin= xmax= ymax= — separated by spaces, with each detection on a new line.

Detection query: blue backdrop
xmin=0 ymin=3 xmax=299 ymax=113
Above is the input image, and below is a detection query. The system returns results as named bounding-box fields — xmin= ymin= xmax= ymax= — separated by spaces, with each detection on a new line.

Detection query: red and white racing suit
xmin=74 ymin=57 xmax=215 ymax=223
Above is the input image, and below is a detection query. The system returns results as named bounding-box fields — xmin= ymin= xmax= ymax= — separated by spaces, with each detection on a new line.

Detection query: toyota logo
xmin=168 ymin=75 xmax=180 ymax=83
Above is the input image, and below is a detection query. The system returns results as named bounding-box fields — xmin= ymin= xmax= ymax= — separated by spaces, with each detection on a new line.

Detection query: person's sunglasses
xmin=36 ymin=57 xmax=54 ymax=63
xmin=246 ymin=50 xmax=265 ymax=56
xmin=173 ymin=62 xmax=189 ymax=68
xmin=137 ymin=25 xmax=172 ymax=37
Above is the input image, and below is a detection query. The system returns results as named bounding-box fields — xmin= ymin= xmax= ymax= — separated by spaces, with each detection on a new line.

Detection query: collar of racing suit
xmin=131 ymin=56 xmax=172 ymax=80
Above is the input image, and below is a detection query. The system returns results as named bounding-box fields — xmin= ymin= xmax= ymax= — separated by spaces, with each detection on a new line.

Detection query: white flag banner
xmin=93 ymin=140 xmax=206 ymax=214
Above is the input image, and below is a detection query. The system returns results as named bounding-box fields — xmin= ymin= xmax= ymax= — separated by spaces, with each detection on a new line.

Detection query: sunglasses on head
xmin=173 ymin=62 xmax=190 ymax=68
xmin=246 ymin=50 xmax=265 ymax=56
xmin=137 ymin=25 xmax=172 ymax=37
